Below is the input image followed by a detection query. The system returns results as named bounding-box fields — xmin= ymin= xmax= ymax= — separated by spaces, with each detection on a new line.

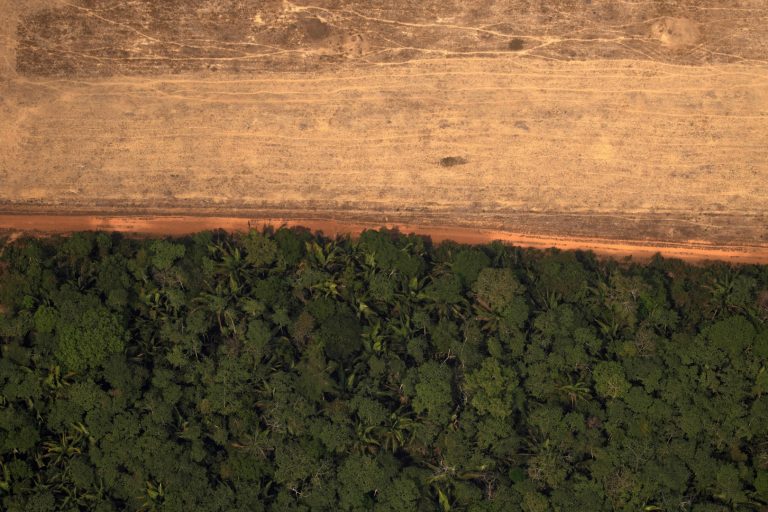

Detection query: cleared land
xmin=1 ymin=0 xmax=767 ymax=261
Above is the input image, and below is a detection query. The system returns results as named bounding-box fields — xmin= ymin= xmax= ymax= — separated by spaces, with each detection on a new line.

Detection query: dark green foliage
xmin=474 ymin=267 xmax=522 ymax=311
xmin=1 ymin=228 xmax=768 ymax=511
xmin=450 ymin=248 xmax=490 ymax=288
xmin=243 ymin=230 xmax=278 ymax=268
xmin=149 ymin=239 xmax=186 ymax=271
xmin=410 ymin=361 xmax=454 ymax=424
xmin=54 ymin=307 xmax=126 ymax=372
xmin=464 ymin=358 xmax=518 ymax=418
xmin=319 ymin=312 xmax=361 ymax=361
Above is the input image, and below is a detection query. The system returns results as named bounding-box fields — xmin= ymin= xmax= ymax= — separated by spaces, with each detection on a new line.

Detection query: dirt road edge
xmin=1 ymin=214 xmax=766 ymax=265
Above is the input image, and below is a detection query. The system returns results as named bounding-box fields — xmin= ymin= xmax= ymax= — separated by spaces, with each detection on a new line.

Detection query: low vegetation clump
xmin=1 ymin=228 xmax=767 ymax=511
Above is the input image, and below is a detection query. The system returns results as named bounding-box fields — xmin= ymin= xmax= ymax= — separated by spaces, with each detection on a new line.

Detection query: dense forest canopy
xmin=1 ymin=228 xmax=768 ymax=511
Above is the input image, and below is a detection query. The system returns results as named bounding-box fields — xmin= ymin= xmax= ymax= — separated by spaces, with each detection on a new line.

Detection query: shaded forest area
xmin=1 ymin=228 xmax=768 ymax=511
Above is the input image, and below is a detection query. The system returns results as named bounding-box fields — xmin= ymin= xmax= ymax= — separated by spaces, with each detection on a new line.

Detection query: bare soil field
xmin=1 ymin=0 xmax=767 ymax=261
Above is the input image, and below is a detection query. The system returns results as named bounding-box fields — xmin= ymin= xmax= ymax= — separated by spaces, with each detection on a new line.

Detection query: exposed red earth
xmin=1 ymin=214 xmax=766 ymax=265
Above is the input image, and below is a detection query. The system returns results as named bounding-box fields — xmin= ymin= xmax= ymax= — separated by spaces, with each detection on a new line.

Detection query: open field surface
xmin=1 ymin=0 xmax=767 ymax=261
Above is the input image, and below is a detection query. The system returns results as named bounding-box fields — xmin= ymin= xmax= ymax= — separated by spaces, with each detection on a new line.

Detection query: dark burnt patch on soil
xmin=300 ymin=17 xmax=331 ymax=41
xmin=439 ymin=156 xmax=468 ymax=167
xmin=507 ymin=38 xmax=525 ymax=51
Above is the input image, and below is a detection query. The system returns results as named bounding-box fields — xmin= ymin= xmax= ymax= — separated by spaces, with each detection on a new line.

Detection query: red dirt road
xmin=1 ymin=214 xmax=766 ymax=265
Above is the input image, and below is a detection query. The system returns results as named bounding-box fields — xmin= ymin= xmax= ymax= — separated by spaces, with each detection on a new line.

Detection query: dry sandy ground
xmin=1 ymin=0 xmax=767 ymax=262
